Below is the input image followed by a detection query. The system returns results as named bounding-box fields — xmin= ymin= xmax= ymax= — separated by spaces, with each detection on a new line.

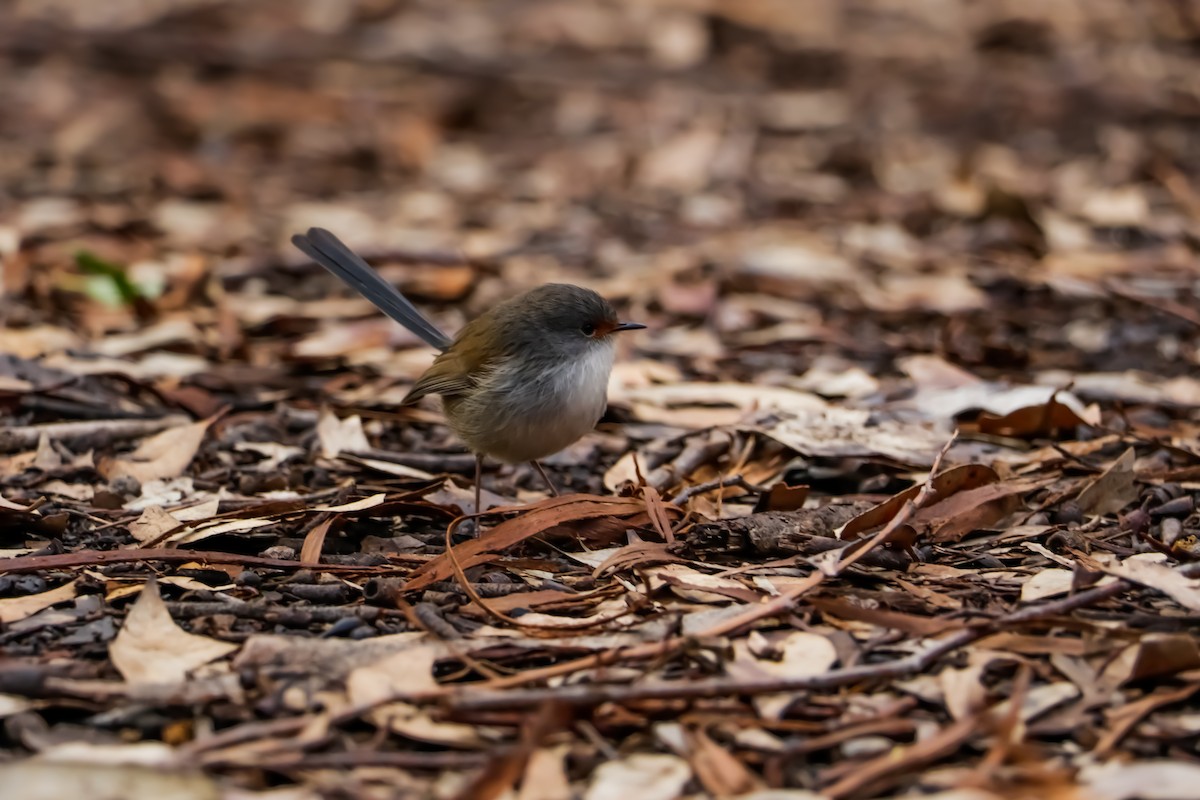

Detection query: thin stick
xmin=424 ymin=559 xmax=1200 ymax=712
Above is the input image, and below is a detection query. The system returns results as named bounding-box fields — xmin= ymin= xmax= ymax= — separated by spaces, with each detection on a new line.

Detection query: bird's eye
xmin=580 ymin=322 xmax=596 ymax=336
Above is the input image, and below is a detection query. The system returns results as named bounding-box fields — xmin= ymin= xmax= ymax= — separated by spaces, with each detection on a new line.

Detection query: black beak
xmin=613 ymin=322 xmax=646 ymax=333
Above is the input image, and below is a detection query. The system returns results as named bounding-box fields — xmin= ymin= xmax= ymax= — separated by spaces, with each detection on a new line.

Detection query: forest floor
xmin=2 ymin=1 xmax=1200 ymax=798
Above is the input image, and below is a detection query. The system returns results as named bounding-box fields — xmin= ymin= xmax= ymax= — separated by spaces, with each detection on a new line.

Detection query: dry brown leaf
xmin=974 ymin=395 xmax=1100 ymax=437
xmin=729 ymin=631 xmax=838 ymax=720
xmin=0 ymin=579 xmax=78 ymax=624
xmin=1020 ymin=569 xmax=1075 ymax=602
xmin=917 ymin=479 xmax=1048 ymax=543
xmin=861 ymin=272 xmax=987 ymax=313
xmin=1123 ymin=634 xmax=1200 ymax=683
xmin=684 ymin=727 xmax=765 ymax=797
xmin=1102 ymin=554 xmax=1200 ymax=611
xmin=166 ymin=516 xmax=276 ymax=547
xmin=405 ymin=494 xmax=664 ymax=591
xmin=644 ymin=564 xmax=758 ymax=604
xmin=1075 ymin=447 xmax=1138 ymax=517
xmin=128 ymin=505 xmax=183 ymax=544
xmin=99 ymin=418 xmax=213 ymax=484
xmin=343 ymin=643 xmax=492 ymax=746
xmin=839 ymin=464 xmax=999 ymax=542
xmin=749 ymin=407 xmax=949 ymax=466
xmin=939 ymin=660 xmax=990 ymax=721
xmin=109 ymin=578 xmax=238 ymax=685
xmin=299 ymin=517 xmax=334 ymax=565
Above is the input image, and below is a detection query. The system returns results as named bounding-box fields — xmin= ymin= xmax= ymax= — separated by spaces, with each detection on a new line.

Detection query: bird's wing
xmin=402 ymin=351 xmax=478 ymax=404
xmin=400 ymin=298 xmax=512 ymax=405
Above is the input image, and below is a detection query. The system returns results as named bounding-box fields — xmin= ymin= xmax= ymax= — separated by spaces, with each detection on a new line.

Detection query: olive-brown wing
xmin=399 ymin=310 xmax=509 ymax=405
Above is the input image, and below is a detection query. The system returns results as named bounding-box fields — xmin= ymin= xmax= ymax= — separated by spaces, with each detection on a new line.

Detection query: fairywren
xmin=291 ymin=228 xmax=644 ymax=519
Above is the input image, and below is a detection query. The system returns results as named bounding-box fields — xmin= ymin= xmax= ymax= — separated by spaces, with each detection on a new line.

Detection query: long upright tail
xmin=291 ymin=227 xmax=453 ymax=352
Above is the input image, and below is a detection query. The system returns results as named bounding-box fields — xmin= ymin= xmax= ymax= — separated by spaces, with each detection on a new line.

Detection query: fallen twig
xmin=0 ymin=415 xmax=191 ymax=453
xmin=413 ymin=560 xmax=1200 ymax=712
xmin=0 ymin=548 xmax=405 ymax=575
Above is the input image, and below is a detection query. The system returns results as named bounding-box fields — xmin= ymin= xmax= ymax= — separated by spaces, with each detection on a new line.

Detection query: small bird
xmin=291 ymin=228 xmax=645 ymax=521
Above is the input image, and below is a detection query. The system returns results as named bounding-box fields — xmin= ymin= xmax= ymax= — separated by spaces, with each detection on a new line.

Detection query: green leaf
xmin=74 ymin=250 xmax=145 ymax=307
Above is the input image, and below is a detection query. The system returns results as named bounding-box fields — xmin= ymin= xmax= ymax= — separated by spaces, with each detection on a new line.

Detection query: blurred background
xmin=1 ymin=0 xmax=1199 ymax=403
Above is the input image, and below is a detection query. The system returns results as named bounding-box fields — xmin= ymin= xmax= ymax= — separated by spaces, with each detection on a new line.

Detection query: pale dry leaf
xmin=730 ymin=631 xmax=838 ymax=720
xmin=109 ymin=578 xmax=238 ymax=685
xmin=0 ymin=325 xmax=81 ymax=358
xmin=1103 ymin=553 xmax=1200 ymax=611
xmin=366 ymin=702 xmax=490 ymax=747
xmin=861 ymin=273 xmax=987 ymax=314
xmin=123 ymin=477 xmax=198 ymax=510
xmin=739 ymin=231 xmax=857 ymax=284
xmin=35 ymin=740 xmax=178 ymax=766
xmin=1081 ymin=760 xmax=1200 ymax=800
xmin=316 ymin=408 xmax=371 ymax=458
xmin=101 ymin=418 xmax=212 ymax=484
xmin=313 ymin=493 xmax=387 ymax=513
xmin=747 ymin=407 xmax=949 ymax=466
xmin=166 ymin=517 xmax=276 ymax=546
xmin=506 ymin=598 xmax=637 ymax=629
xmin=643 ymin=564 xmax=751 ymax=604
xmin=37 ymin=480 xmax=93 ymax=501
xmin=900 ymin=378 xmax=1096 ymax=427
xmin=171 ymin=497 xmax=221 ymax=522
xmin=33 ymin=433 xmax=62 ymax=470
xmin=0 ymin=694 xmax=35 ymax=717
xmin=0 ymin=761 xmax=219 ymax=800
xmin=292 ymin=319 xmax=395 ymax=360
xmin=1019 ymin=569 xmax=1074 ymax=602
xmin=233 ymin=441 xmax=306 ymax=472
xmin=105 ymin=576 xmax=234 ymax=603
xmin=128 ymin=505 xmax=182 ymax=544
xmin=637 ymin=127 xmax=721 ymax=192
xmin=345 ymin=456 xmax=434 ymax=480
xmin=1076 ymin=447 xmax=1138 ymax=517
xmin=617 ymin=381 xmax=828 ymax=422
xmin=790 ymin=362 xmax=879 ymax=399
xmin=939 ymin=662 xmax=988 ymax=720
xmin=1079 ymin=185 xmax=1148 ymax=226
xmin=992 ymin=681 xmax=1080 ymax=723
xmin=583 ymin=753 xmax=692 ymax=800
xmin=346 ymin=642 xmax=441 ymax=702
xmin=93 ymin=318 xmax=200 ymax=358
xmin=0 ymin=579 xmax=78 ymax=624
xmin=346 ymin=643 xmax=494 ymax=744
xmin=1023 ymin=542 xmax=1076 ymax=569
xmin=518 ymin=745 xmax=572 ymax=800
xmin=898 ymin=354 xmax=985 ymax=392
xmin=603 ymin=451 xmax=642 ymax=492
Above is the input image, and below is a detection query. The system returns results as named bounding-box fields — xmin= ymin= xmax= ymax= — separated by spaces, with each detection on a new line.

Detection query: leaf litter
xmin=3 ymin=2 xmax=1200 ymax=799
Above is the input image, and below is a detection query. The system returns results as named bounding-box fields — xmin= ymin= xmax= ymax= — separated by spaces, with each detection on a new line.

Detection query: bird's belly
xmin=445 ymin=345 xmax=614 ymax=463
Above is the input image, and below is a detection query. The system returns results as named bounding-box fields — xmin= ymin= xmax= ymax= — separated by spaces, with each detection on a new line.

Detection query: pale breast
xmin=445 ymin=342 xmax=616 ymax=463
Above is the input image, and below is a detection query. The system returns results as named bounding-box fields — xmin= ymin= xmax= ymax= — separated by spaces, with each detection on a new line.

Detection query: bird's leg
xmin=530 ymin=460 xmax=560 ymax=497
xmin=474 ymin=452 xmax=484 ymax=516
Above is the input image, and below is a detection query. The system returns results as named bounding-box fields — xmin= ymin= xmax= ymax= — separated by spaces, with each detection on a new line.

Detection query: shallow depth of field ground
xmin=2 ymin=2 xmax=1200 ymax=798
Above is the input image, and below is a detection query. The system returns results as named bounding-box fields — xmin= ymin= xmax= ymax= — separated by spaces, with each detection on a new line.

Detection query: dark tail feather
xmin=292 ymin=227 xmax=452 ymax=352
